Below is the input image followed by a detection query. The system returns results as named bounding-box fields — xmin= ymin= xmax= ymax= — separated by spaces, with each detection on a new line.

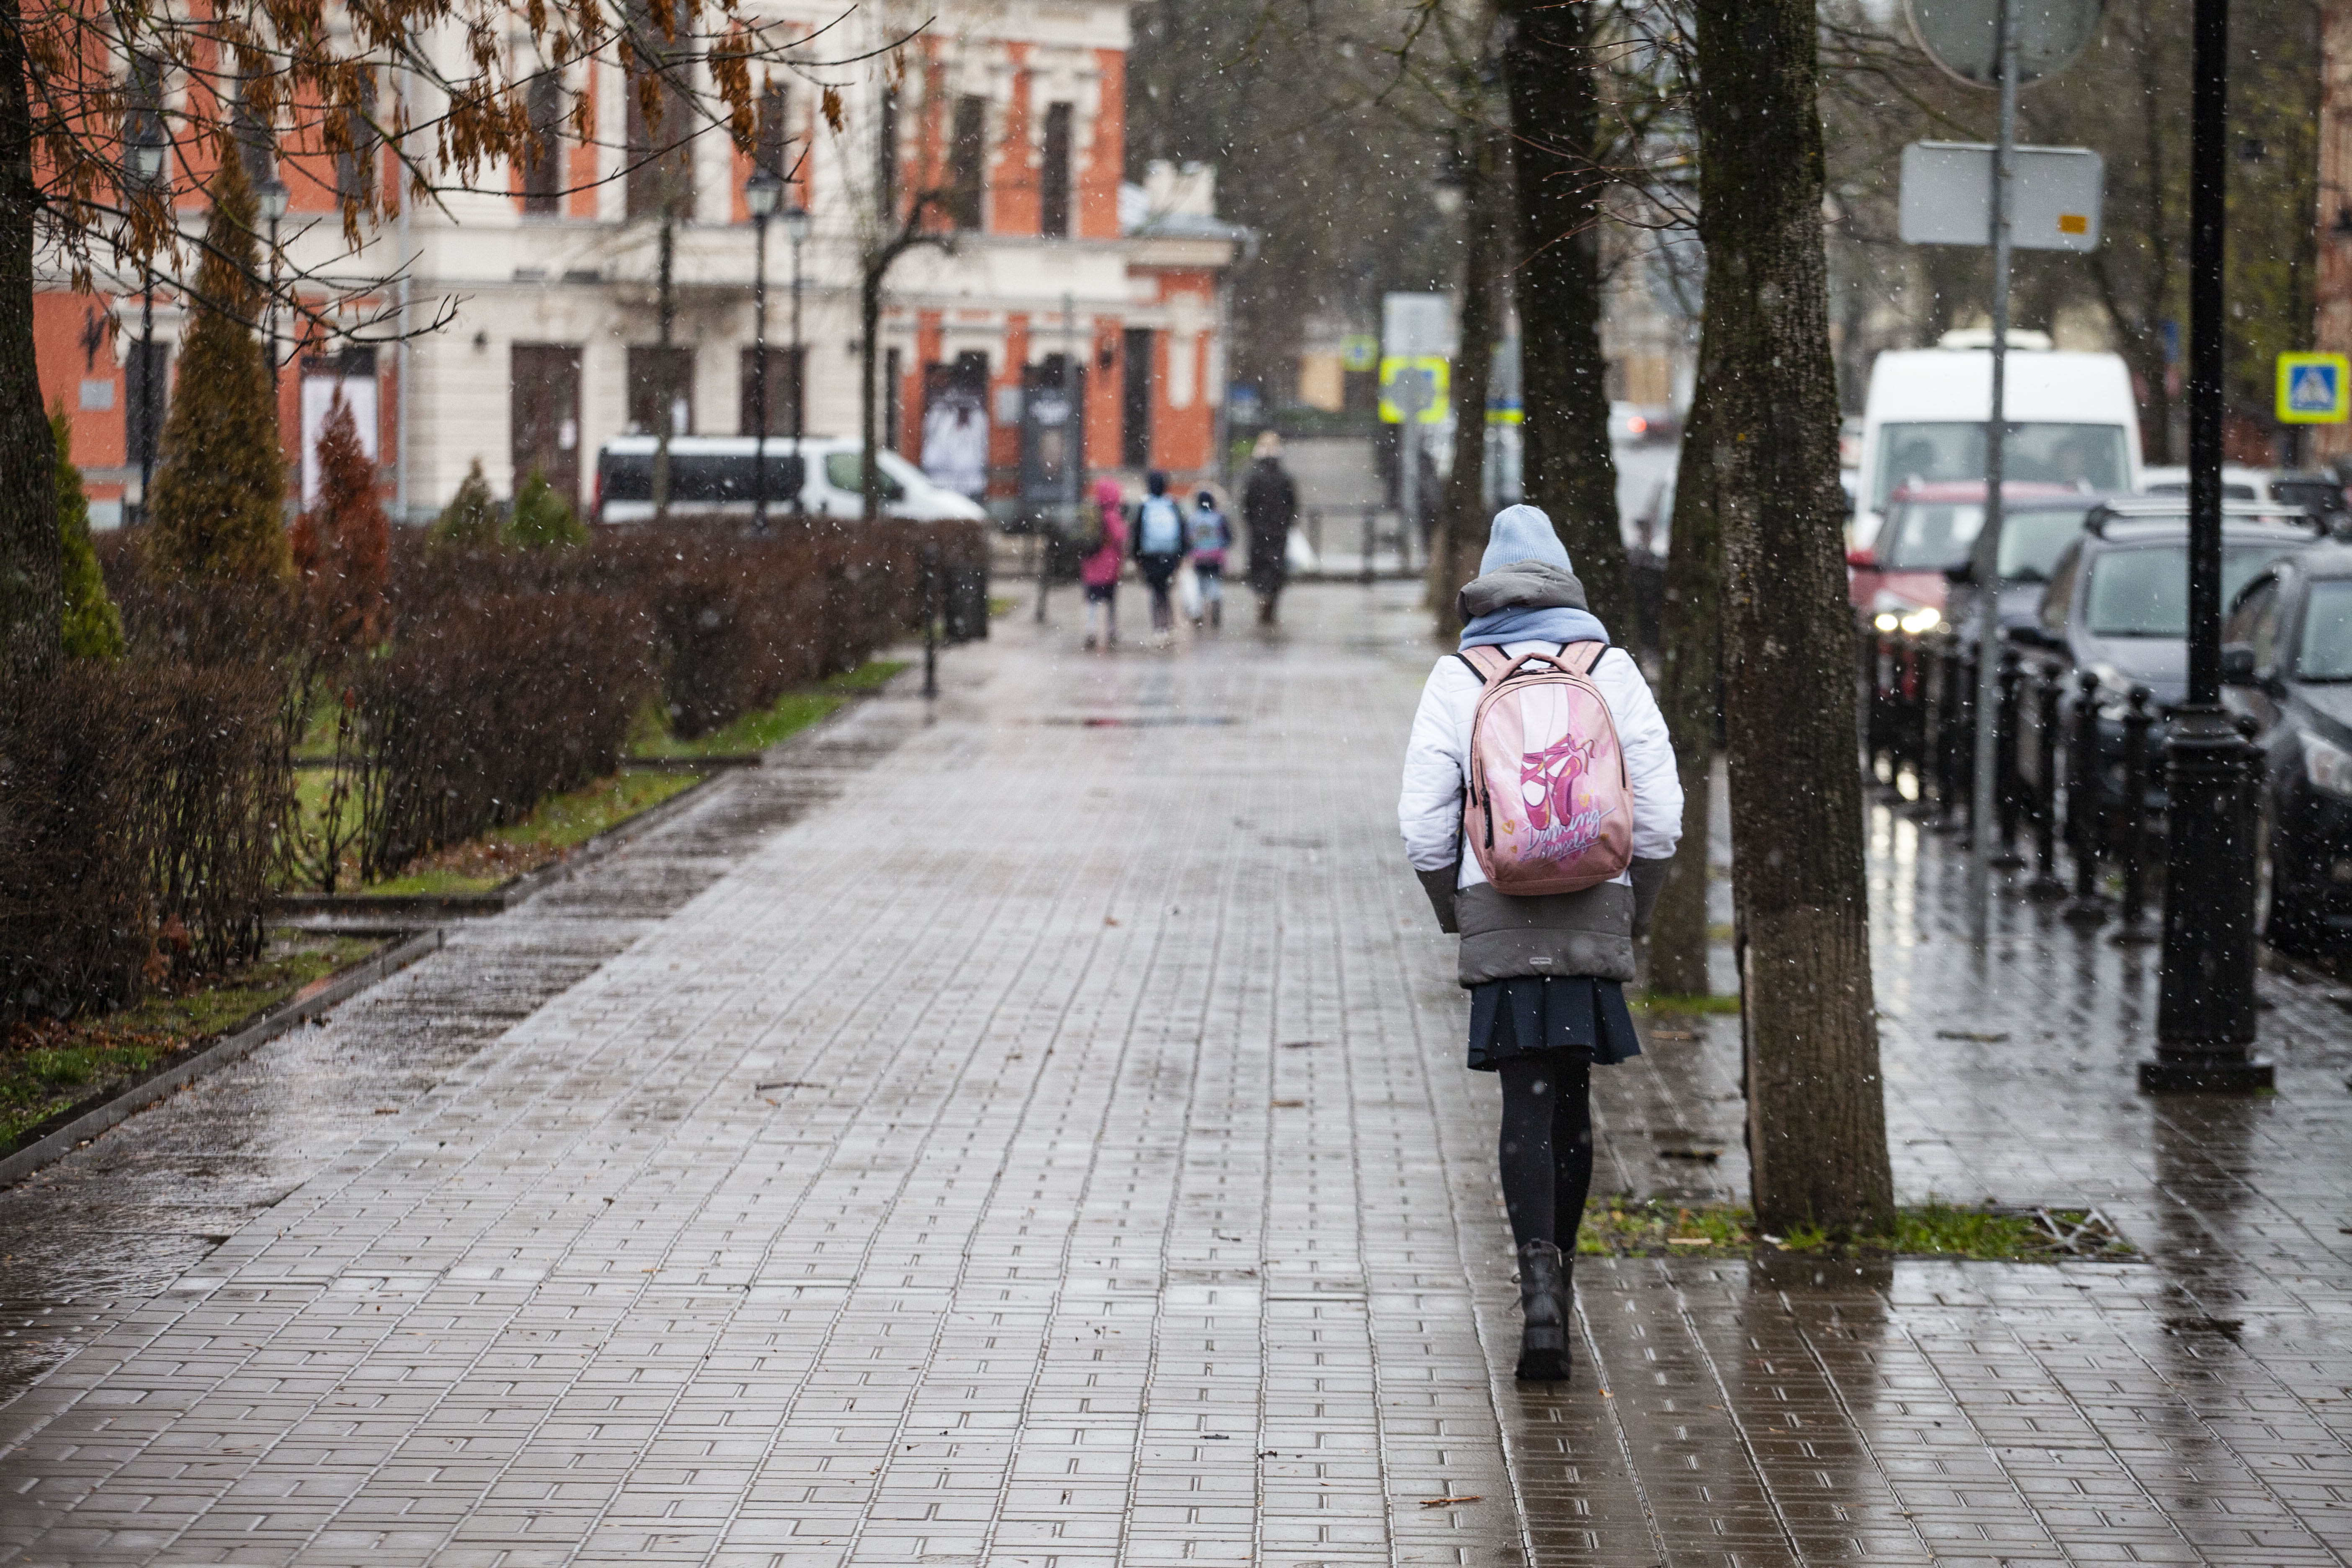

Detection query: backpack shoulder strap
xmin=1561 ymin=641 xmax=1608 ymax=676
xmin=1455 ymin=645 xmax=1511 ymax=683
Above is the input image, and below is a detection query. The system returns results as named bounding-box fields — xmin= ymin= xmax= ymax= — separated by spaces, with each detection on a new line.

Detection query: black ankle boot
xmin=1514 ymin=1240 xmax=1570 ymax=1382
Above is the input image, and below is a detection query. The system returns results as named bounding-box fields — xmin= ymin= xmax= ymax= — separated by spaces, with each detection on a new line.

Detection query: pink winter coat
xmin=1081 ymin=488 xmax=1127 ymax=588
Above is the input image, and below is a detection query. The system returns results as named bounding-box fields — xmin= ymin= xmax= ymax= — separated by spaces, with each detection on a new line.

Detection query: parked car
xmin=2222 ymin=542 xmax=2352 ymax=959
xmin=2027 ymin=500 xmax=2324 ymax=835
xmin=1847 ymin=480 xmax=2117 ymax=641
xmin=2139 ymin=463 xmax=2276 ymax=502
xmin=593 ymin=436 xmax=989 ymax=524
xmin=1608 ymin=401 xmax=1680 ymax=445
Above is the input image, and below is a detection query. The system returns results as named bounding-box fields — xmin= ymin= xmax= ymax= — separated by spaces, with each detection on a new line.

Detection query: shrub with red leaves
xmin=290 ymin=392 xmax=390 ymax=652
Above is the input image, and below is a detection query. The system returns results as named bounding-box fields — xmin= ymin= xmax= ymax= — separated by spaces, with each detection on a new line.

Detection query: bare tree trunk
xmin=1499 ymin=0 xmax=1628 ymax=634
xmin=0 ymin=4 xmax=60 ymax=678
xmin=1649 ymin=376 xmax=1721 ymax=997
xmin=861 ymin=259 xmax=885 ymax=522
xmin=1429 ymin=131 xmax=1506 ymax=636
xmin=1693 ymin=0 xmax=1892 ymax=1235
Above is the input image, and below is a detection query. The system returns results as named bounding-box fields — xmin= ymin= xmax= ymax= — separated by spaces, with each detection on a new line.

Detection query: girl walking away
xmin=1188 ymin=488 xmax=1231 ymax=629
xmin=1396 ymin=505 xmax=1683 ymax=1382
xmin=1081 ymin=478 xmax=1127 ymax=650
xmin=1133 ymin=471 xmax=1187 ymax=647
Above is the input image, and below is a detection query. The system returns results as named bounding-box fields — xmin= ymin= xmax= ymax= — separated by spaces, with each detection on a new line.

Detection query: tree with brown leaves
xmin=291 ymin=389 xmax=388 ymax=651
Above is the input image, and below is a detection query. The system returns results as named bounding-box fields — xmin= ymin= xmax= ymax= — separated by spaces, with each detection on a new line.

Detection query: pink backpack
xmin=1457 ymin=642 xmax=1634 ymax=896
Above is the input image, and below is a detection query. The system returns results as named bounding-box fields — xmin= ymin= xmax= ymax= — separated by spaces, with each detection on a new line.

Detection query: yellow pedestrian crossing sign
xmin=1379 ymin=357 xmax=1449 ymax=425
xmin=2277 ymin=353 xmax=2350 ymax=423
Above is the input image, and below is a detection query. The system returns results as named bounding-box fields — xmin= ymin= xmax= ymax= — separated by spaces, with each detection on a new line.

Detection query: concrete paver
xmin=0 ymin=582 xmax=2346 ymax=1566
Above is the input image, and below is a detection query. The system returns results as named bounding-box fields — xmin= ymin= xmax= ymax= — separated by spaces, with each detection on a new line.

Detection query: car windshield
xmin=2083 ymin=543 xmax=2293 ymax=638
xmin=2298 ymin=580 xmax=2352 ymax=679
xmin=1996 ymin=506 xmax=2097 ymax=580
xmin=1872 ymin=421 xmax=2129 ymax=510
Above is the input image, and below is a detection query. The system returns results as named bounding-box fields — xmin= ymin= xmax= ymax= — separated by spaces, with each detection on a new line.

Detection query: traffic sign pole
xmin=1967 ymin=0 xmax=2018 ymax=946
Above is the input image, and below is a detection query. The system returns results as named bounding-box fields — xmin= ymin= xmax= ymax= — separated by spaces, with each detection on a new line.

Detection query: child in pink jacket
xmin=1081 ymin=478 xmax=1127 ymax=650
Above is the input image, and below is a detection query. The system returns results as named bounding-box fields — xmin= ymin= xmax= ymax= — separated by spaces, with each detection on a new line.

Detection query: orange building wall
xmin=1086 ymin=323 xmax=1122 ymax=469
xmin=1080 ymin=50 xmax=1124 ymax=240
xmin=568 ymin=69 xmax=601 ymax=218
xmin=993 ymin=313 xmax=1030 ymax=490
xmin=35 ymin=291 xmax=128 ymax=473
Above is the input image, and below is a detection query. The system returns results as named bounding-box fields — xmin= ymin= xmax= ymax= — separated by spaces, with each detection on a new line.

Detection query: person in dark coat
xmin=1241 ymin=431 xmax=1299 ymax=626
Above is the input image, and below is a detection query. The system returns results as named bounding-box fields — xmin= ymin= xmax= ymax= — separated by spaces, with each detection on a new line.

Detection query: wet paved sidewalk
xmin=0 ymin=583 xmax=2348 ymax=1566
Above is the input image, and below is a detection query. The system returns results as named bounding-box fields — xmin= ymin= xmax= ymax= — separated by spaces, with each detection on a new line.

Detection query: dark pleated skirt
xmin=1466 ymin=975 xmax=1642 ymax=1072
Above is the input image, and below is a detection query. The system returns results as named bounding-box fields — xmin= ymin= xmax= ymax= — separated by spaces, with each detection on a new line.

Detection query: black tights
xmin=1496 ymin=1052 xmax=1594 ymax=1252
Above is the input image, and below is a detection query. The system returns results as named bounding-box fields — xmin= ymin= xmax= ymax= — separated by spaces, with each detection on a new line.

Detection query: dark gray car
xmin=2222 ymin=542 xmax=2352 ymax=959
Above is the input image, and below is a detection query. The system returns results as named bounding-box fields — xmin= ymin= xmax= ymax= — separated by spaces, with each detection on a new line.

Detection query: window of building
xmin=522 ymin=72 xmax=561 ymax=213
xmin=335 ymin=72 xmax=379 ymax=205
xmin=756 ymin=80 xmax=789 ymax=181
xmin=1039 ymin=102 xmax=1072 ymax=237
xmin=126 ymin=340 xmax=170 ymax=472
xmin=231 ymin=77 xmax=273 ymax=188
xmin=625 ymin=5 xmax=695 ymax=222
xmin=948 ymin=94 xmax=986 ymax=230
xmin=738 ymin=346 xmax=805 ymax=436
xmin=627 ymin=345 xmax=696 ymax=435
xmin=512 ymin=344 xmax=583 ymax=503
xmin=877 ymin=85 xmax=898 ymax=222
xmin=120 ymin=52 xmax=166 ymax=195
xmin=885 ymin=347 xmax=903 ymax=449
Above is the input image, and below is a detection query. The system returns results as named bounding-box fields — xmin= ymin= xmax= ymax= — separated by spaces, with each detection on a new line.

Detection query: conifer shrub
xmin=144 ymin=152 xmax=291 ymax=591
xmin=428 ymin=459 xmax=500 ymax=549
xmin=504 ymin=468 xmax=587 ymax=549
xmin=51 ymin=405 xmax=125 ymax=660
xmin=290 ymin=392 xmax=390 ymax=652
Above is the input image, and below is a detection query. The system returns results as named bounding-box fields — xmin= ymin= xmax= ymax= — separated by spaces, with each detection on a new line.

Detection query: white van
xmin=592 ymin=436 xmax=989 ymax=525
xmin=1854 ymin=333 xmax=2143 ymax=550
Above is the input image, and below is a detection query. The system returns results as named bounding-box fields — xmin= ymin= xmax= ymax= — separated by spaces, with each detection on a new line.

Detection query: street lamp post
xmin=2147 ymin=0 xmax=2269 ymax=1090
xmin=785 ymin=206 xmax=811 ymax=517
xmin=745 ymin=171 xmax=783 ymax=534
xmin=258 ymin=177 xmax=289 ymax=414
xmin=128 ymin=139 xmax=165 ymax=525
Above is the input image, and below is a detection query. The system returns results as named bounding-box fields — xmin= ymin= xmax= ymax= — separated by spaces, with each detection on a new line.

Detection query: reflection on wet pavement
xmin=0 ymin=584 xmax=2345 ymax=1566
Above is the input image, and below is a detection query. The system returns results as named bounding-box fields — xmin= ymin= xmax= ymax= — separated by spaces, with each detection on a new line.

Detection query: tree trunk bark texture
xmin=1692 ymin=0 xmax=1893 ymax=1235
xmin=1429 ymin=132 xmax=1506 ymax=636
xmin=1648 ymin=377 xmax=1722 ymax=998
xmin=1500 ymin=0 xmax=1627 ymax=636
xmin=0 ymin=6 xmax=60 ymax=678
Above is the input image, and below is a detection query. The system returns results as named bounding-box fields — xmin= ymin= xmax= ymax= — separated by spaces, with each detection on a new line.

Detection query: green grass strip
xmin=0 ymin=933 xmax=382 ymax=1146
xmin=366 ymin=770 xmax=703 ymax=896
xmin=631 ymin=659 xmax=908 ymax=759
xmin=1575 ymin=1197 xmax=2133 ymax=1261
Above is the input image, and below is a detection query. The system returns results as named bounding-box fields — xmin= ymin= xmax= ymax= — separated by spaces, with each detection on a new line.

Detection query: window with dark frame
xmin=1122 ymin=328 xmax=1154 ymax=469
xmin=522 ymin=72 xmax=562 ymax=213
xmin=126 ymin=340 xmax=170 ymax=471
xmin=948 ymin=94 xmax=986 ymax=230
xmin=120 ymin=52 xmax=166 ymax=194
xmin=336 ymin=73 xmax=380 ymax=205
xmin=756 ymin=80 xmax=789 ymax=181
xmin=885 ymin=347 xmax=903 ymax=449
xmin=624 ymin=4 xmax=696 ymax=222
xmin=232 ymin=77 xmax=273 ymax=188
xmin=878 ymin=85 xmax=898 ymax=222
xmin=627 ymin=345 xmax=696 ymax=436
xmin=738 ymin=347 xmax=805 ymax=436
xmin=1039 ymin=102 xmax=1072 ymax=237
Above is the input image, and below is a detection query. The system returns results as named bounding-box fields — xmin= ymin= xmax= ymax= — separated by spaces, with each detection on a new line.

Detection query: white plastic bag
xmin=1286 ymin=526 xmax=1320 ymax=573
xmin=1178 ymin=562 xmax=1203 ymax=621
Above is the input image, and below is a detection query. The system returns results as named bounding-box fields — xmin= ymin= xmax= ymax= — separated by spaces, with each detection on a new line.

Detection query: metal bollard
xmin=2025 ymin=660 xmax=2068 ymax=899
xmin=1360 ymin=507 xmax=1376 ymax=587
xmin=1310 ymin=507 xmax=1324 ymax=562
xmin=1934 ymin=638 xmax=1968 ymax=830
xmin=1991 ymin=646 xmax=2027 ymax=868
xmin=2061 ymin=670 xmax=2111 ymax=925
xmin=2110 ymin=685 xmax=2160 ymax=944
xmin=923 ymin=543 xmax=941 ymax=701
xmin=1952 ymin=642 xmax=1981 ymax=838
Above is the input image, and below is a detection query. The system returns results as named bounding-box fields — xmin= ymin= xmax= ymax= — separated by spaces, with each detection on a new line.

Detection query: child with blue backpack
xmin=1132 ymin=470 xmax=1187 ymax=647
xmin=1187 ymin=488 xmax=1231 ymax=630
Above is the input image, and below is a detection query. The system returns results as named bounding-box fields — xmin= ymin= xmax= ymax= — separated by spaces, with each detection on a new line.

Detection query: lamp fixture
xmin=743 ymin=170 xmax=783 ymax=219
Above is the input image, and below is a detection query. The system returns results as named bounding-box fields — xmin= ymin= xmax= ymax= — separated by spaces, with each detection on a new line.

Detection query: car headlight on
xmin=1873 ymin=611 xmax=1901 ymax=633
xmin=2303 ymin=732 xmax=2352 ymax=799
xmin=1898 ymin=606 xmax=1942 ymax=635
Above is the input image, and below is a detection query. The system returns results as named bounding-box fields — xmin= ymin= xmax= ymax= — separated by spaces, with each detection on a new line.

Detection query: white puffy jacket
xmin=1399 ymin=640 xmax=1684 ymax=886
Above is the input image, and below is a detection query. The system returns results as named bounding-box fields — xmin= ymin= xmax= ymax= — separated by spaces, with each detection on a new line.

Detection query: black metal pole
xmin=266 ymin=212 xmax=281 ymax=416
xmin=2148 ymin=0 xmax=2268 ymax=1088
xmin=1991 ymin=647 xmax=2026 ymax=867
xmin=2112 ymin=688 xmax=2161 ymax=946
xmin=791 ymin=227 xmax=805 ymax=517
xmin=137 ymin=278 xmax=155 ymax=526
xmin=752 ymin=209 xmax=771 ymax=535
xmin=923 ymin=542 xmax=940 ymax=700
xmin=1360 ymin=506 xmax=1375 ymax=587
